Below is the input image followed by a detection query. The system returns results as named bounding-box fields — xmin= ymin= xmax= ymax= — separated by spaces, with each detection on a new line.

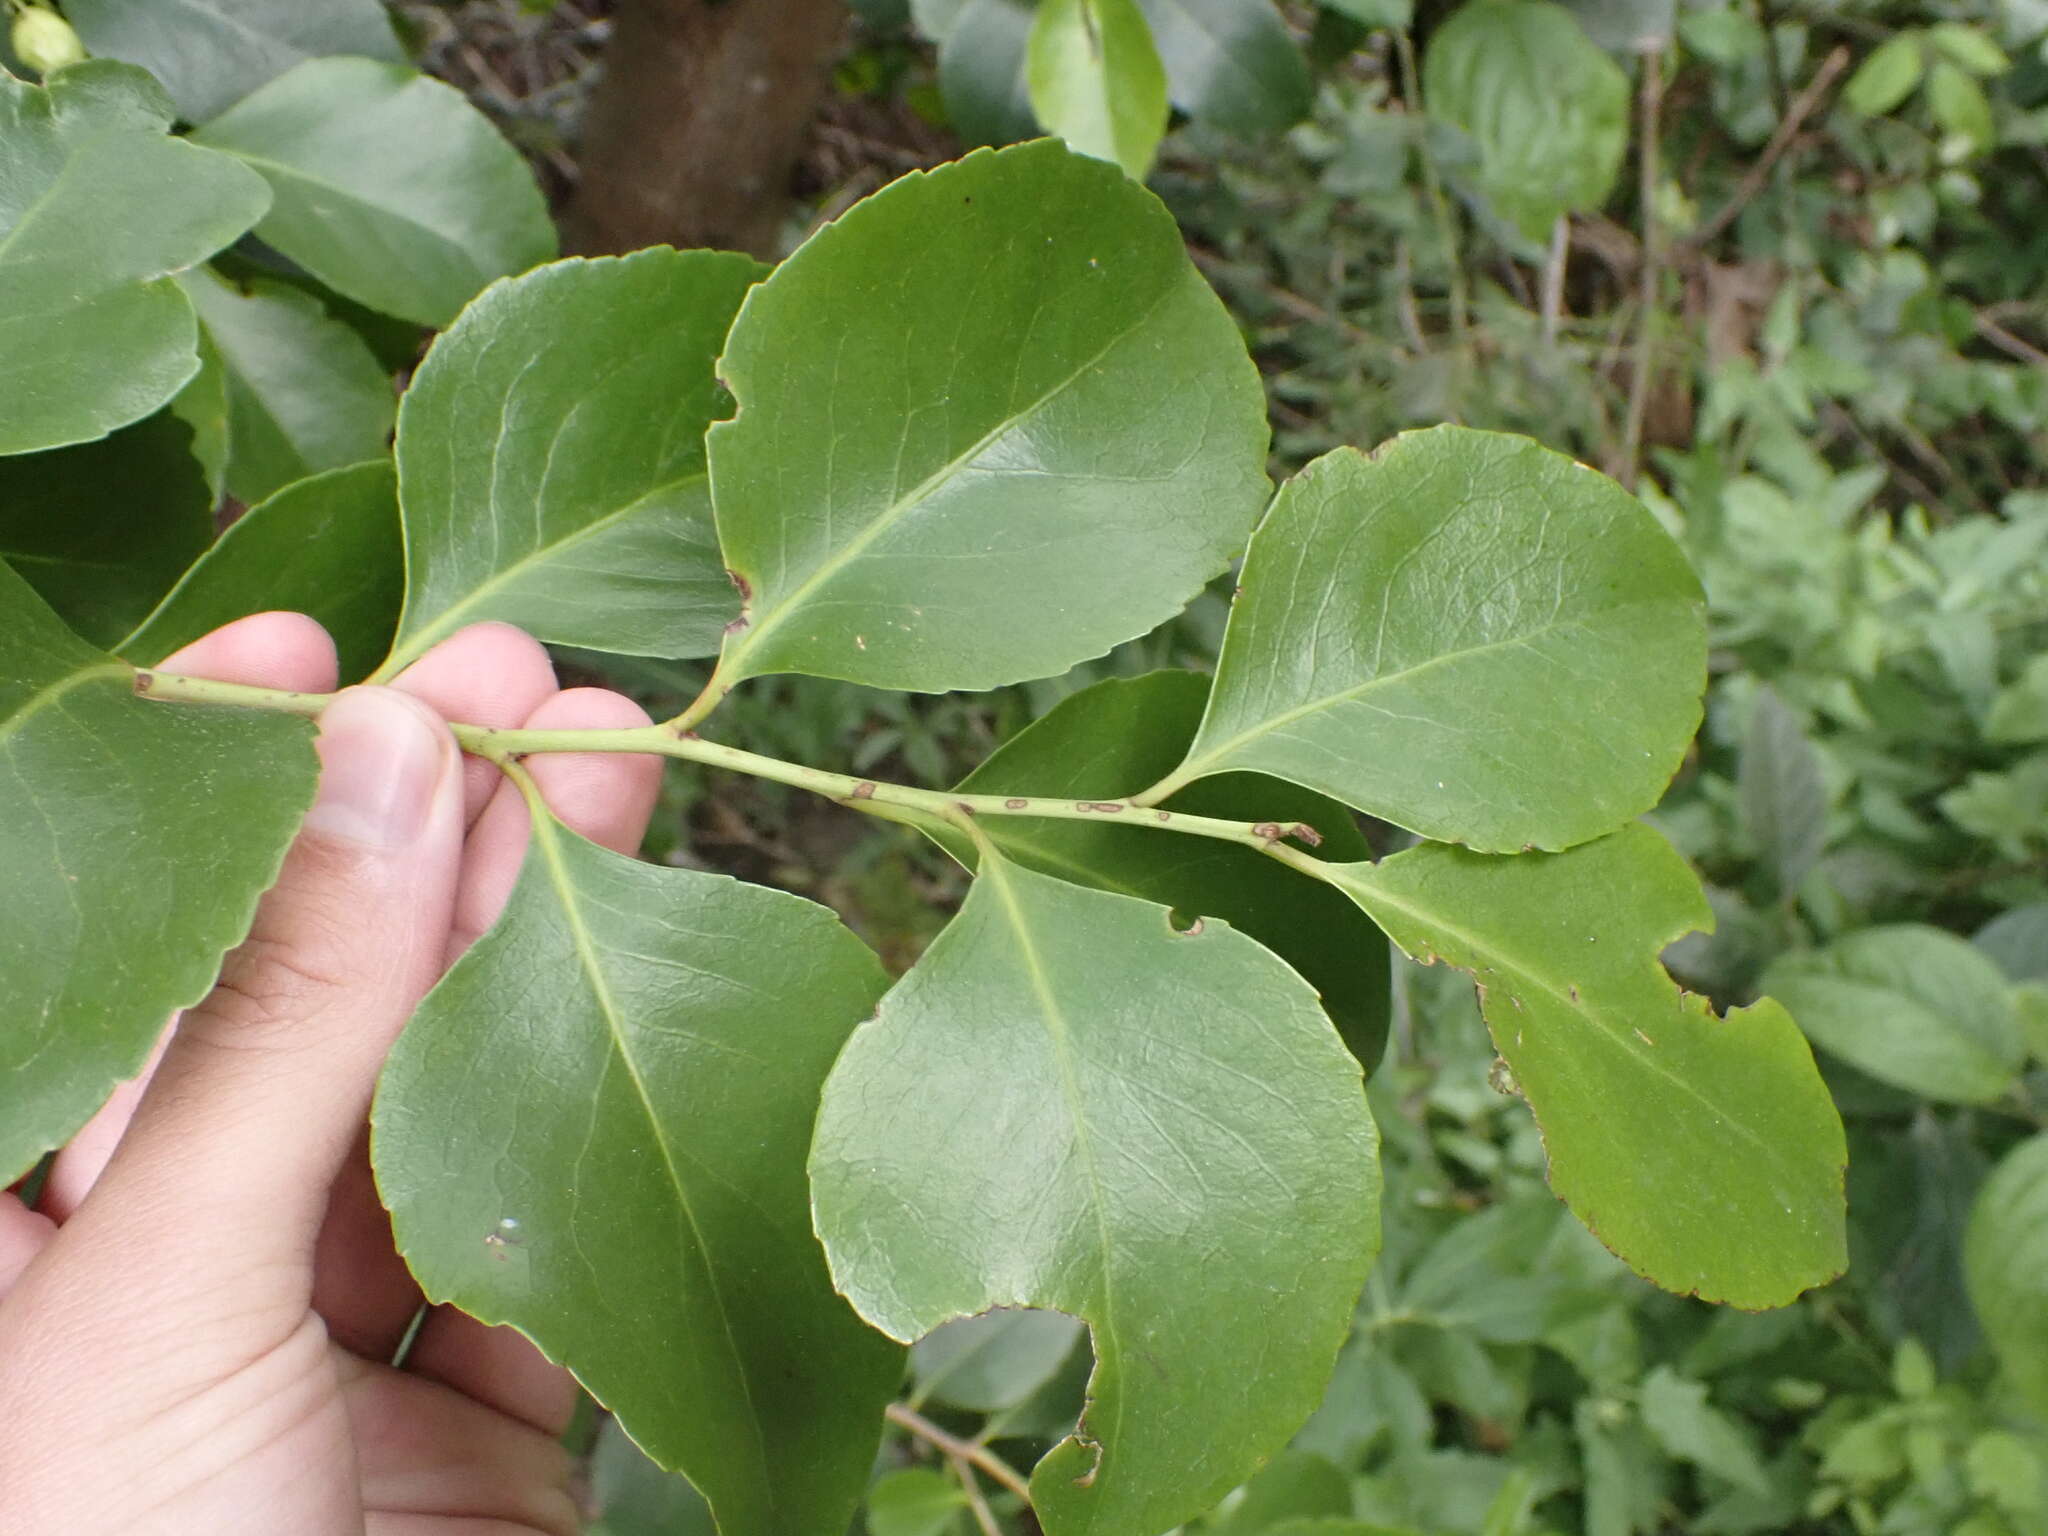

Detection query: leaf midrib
xmin=981 ymin=855 xmax=1125 ymax=1491
xmin=0 ymin=660 xmax=131 ymax=754
xmin=528 ymin=814 xmax=773 ymax=1502
xmin=389 ymin=469 xmax=710 ymax=669
xmin=1336 ymin=863 xmax=1788 ymax=1176
xmin=721 ymin=273 xmax=1178 ymax=676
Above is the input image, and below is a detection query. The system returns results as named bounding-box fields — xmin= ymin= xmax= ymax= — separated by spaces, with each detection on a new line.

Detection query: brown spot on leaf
xmin=1005 ymin=797 xmax=1029 ymax=810
xmin=1252 ymin=821 xmax=1283 ymax=843
xmin=726 ymin=569 xmax=752 ymax=601
xmin=850 ymin=781 xmax=876 ymax=800
xmin=1292 ymin=821 xmax=1324 ymax=848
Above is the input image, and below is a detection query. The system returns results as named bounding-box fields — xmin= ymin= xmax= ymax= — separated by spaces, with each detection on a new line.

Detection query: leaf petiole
xmin=132 ymin=667 xmax=1327 ymax=858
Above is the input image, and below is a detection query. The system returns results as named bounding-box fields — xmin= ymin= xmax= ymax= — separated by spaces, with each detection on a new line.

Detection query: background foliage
xmin=4 ymin=0 xmax=2046 ymax=1531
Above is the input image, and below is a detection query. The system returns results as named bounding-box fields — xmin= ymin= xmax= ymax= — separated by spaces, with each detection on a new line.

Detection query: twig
xmin=1688 ymin=46 xmax=1851 ymax=249
xmin=1620 ymin=48 xmax=1667 ymax=490
xmin=887 ymin=1403 xmax=1034 ymax=1505
xmin=1539 ymin=215 xmax=1569 ymax=347
xmin=1976 ymin=312 xmax=2048 ymax=370
xmin=950 ymin=1452 xmax=1005 ymax=1536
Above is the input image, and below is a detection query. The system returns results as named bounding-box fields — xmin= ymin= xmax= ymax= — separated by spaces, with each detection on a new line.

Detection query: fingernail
xmin=304 ymin=689 xmax=450 ymax=848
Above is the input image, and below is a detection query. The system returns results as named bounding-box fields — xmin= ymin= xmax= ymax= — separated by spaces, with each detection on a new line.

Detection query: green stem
xmin=133 ymin=667 xmax=1326 ymax=857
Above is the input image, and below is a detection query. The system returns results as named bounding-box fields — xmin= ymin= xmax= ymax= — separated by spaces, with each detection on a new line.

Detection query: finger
xmin=39 ymin=612 xmax=340 ymax=1222
xmin=447 ymin=687 xmax=665 ymax=961
xmin=0 ymin=1195 xmax=56 ymax=1300
xmin=40 ymin=687 xmax=465 ymax=1352
xmin=408 ymin=687 xmax=662 ymax=1431
xmin=390 ymin=623 xmax=558 ymax=825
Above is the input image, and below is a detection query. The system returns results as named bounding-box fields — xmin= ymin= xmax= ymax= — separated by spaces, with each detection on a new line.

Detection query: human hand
xmin=0 ymin=615 xmax=663 ymax=1535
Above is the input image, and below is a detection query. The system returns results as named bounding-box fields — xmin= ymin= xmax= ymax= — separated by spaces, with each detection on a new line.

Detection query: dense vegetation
xmin=2 ymin=1 xmax=2044 ymax=1533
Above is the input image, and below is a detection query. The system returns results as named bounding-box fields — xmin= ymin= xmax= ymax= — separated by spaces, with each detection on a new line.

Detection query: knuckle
xmin=186 ymin=927 xmax=358 ymax=1046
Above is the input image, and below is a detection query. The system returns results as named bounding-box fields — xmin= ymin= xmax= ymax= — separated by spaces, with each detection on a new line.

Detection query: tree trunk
xmin=566 ymin=0 xmax=845 ymax=260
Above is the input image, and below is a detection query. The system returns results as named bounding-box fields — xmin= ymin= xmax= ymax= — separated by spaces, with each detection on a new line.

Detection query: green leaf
xmin=1762 ymin=925 xmax=2026 ymax=1105
xmin=1136 ymin=0 xmax=1312 ymax=136
xmin=190 ymin=57 xmax=556 ymax=327
xmin=1926 ymin=23 xmax=2010 ymax=79
xmin=1985 ymin=655 xmax=2048 ymax=744
xmin=1964 ymin=1133 xmax=2048 ymax=1415
xmin=380 ymin=250 xmax=758 ymax=675
xmin=910 ymin=1307 xmax=1086 ymax=1412
xmin=937 ymin=0 xmax=1039 ymax=146
xmin=169 ymin=332 xmax=231 ymax=503
xmin=1843 ymin=33 xmax=1926 ymax=117
xmin=61 ymin=0 xmax=404 ymax=125
xmin=1158 ymin=432 xmax=1705 ymax=853
xmin=0 ymin=409 xmax=213 ymax=646
xmin=1329 ymin=824 xmax=1846 ymax=1307
xmin=1027 ymin=0 xmax=1170 ymax=180
xmin=1926 ymin=60 xmax=1996 ymax=153
xmin=1977 ymin=904 xmax=2048 ymax=983
xmin=811 ymin=853 xmax=1379 ymax=1536
xmin=373 ymin=816 xmax=902 ymax=1536
xmin=1738 ymin=685 xmax=1828 ymax=898
xmin=1201 ymin=1449 xmax=1353 ymax=1535
xmin=1318 ymin=0 xmax=1411 ymax=30
xmin=120 ymin=460 xmax=401 ymax=682
xmin=1637 ymin=1366 xmax=1772 ymax=1496
xmin=0 ymin=560 xmax=317 ymax=1182
xmin=706 ymin=139 xmax=1270 ymax=697
xmin=0 ymin=62 xmax=271 ymax=455
xmin=175 ymin=266 xmax=396 ymax=506
xmin=1422 ymin=0 xmax=1629 ymax=244
xmin=867 ymin=1469 xmax=970 ymax=1536
xmin=947 ymin=671 xmax=1392 ymax=1070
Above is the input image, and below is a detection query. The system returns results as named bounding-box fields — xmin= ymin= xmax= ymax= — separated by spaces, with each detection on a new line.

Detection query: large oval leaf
xmin=811 ymin=853 xmax=1379 ymax=1535
xmin=1762 ymin=925 xmax=2025 ymax=1105
xmin=1327 ymin=824 xmax=1846 ymax=1307
xmin=1026 ymin=0 xmax=1169 ymax=179
xmin=946 ymin=670 xmax=1392 ymax=1070
xmin=1154 ymin=430 xmax=1706 ymax=853
xmin=380 ymin=250 xmax=761 ymax=675
xmin=175 ymin=266 xmax=396 ymax=506
xmin=0 ymin=62 xmax=270 ymax=454
xmin=373 ymin=815 xmax=902 ymax=1536
xmin=0 ymin=560 xmax=317 ymax=1181
xmin=938 ymin=0 xmax=1039 ymax=146
xmin=62 ymin=0 xmax=404 ymax=126
xmin=121 ymin=459 xmax=402 ymax=682
xmin=705 ymin=139 xmax=1270 ymax=697
xmin=0 ymin=408 xmax=213 ymax=647
xmin=190 ymin=58 xmax=555 ymax=328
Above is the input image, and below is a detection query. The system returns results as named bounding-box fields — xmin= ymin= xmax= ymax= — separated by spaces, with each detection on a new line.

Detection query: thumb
xmin=61 ymin=687 xmax=464 ymax=1321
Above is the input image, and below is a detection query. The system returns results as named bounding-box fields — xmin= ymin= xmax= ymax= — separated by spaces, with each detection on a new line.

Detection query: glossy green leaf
xmin=0 ymin=560 xmax=316 ymax=1182
xmin=1964 ymin=1133 xmax=2048 ymax=1414
xmin=1739 ymin=685 xmax=1828 ymax=898
xmin=910 ymin=1307 xmax=1086 ymax=1412
xmin=0 ymin=62 xmax=270 ymax=454
xmin=121 ymin=460 xmax=401 ymax=681
xmin=811 ymin=853 xmax=1379 ymax=1535
xmin=373 ymin=815 xmax=902 ymax=1536
xmin=1844 ymin=33 xmax=1925 ymax=117
xmin=1201 ymin=1449 xmax=1352 ymax=1535
xmin=1422 ymin=0 xmax=1628 ymax=244
xmin=1135 ymin=0 xmax=1311 ymax=136
xmin=1329 ymin=824 xmax=1846 ymax=1307
xmin=61 ymin=0 xmax=403 ymax=125
xmin=1161 ymin=431 xmax=1705 ymax=853
xmin=169 ymin=333 xmax=231 ymax=502
xmin=175 ymin=266 xmax=396 ymax=506
xmin=0 ymin=409 xmax=213 ymax=646
xmin=947 ymin=671 xmax=1392 ymax=1070
xmin=190 ymin=57 xmax=556 ymax=327
xmin=1027 ymin=0 xmax=1169 ymax=180
xmin=706 ymin=139 xmax=1270 ymax=696
xmin=1762 ymin=926 xmax=2025 ymax=1105
xmin=937 ymin=0 xmax=1038 ymax=146
xmin=380 ymin=250 xmax=758 ymax=674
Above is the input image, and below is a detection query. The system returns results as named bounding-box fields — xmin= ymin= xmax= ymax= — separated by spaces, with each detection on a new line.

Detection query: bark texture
xmin=567 ymin=0 xmax=844 ymax=260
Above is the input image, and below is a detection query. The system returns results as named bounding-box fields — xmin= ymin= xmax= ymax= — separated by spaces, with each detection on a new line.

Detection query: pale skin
xmin=0 ymin=613 xmax=666 ymax=1536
